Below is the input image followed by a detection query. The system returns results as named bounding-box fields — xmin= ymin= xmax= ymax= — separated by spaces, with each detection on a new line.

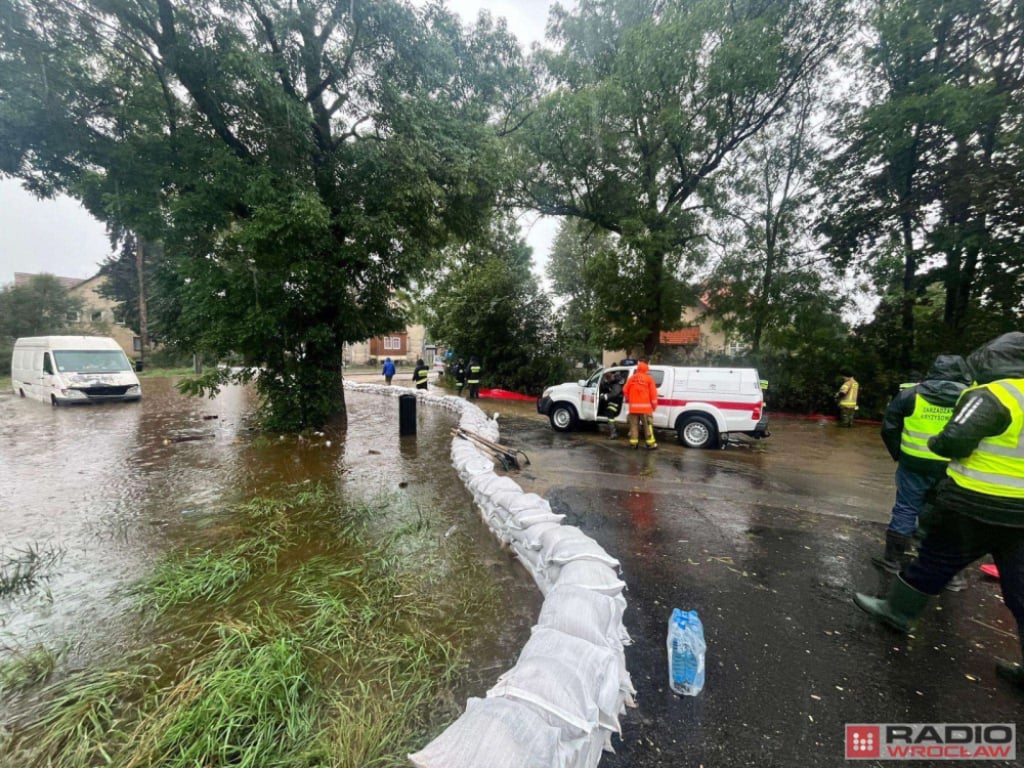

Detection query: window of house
xmin=66 ymin=311 xmax=81 ymax=322
xmin=91 ymin=310 xmax=104 ymax=322
xmin=383 ymin=336 xmax=401 ymax=350
xmin=727 ymin=340 xmax=748 ymax=357
xmin=133 ymin=336 xmax=142 ymax=352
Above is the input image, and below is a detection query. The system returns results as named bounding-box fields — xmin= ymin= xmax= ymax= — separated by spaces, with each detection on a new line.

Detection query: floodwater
xmin=0 ymin=377 xmax=540 ymax=718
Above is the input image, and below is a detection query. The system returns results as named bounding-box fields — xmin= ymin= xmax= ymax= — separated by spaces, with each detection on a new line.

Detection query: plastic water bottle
xmin=667 ymin=608 xmax=706 ymax=696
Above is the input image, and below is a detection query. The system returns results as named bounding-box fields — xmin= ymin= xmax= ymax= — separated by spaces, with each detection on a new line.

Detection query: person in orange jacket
xmin=623 ymin=360 xmax=659 ymax=450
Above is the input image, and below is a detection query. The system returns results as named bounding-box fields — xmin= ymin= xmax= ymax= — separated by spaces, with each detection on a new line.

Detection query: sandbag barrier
xmin=343 ymin=383 xmax=635 ymax=768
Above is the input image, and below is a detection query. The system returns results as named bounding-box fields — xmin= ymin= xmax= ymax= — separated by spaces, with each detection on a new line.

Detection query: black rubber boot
xmin=871 ymin=531 xmax=911 ymax=574
xmin=995 ymin=659 xmax=1024 ymax=693
xmin=854 ymin=576 xmax=932 ymax=633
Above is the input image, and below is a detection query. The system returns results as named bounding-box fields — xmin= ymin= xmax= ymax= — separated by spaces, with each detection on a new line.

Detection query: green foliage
xmin=515 ymin=0 xmax=847 ymax=356
xmin=425 ymin=218 xmax=564 ymax=393
xmin=0 ymin=0 xmax=525 ymax=430
xmin=821 ymin=0 xmax=1024 ymax=369
xmin=0 ymin=275 xmax=84 ymax=374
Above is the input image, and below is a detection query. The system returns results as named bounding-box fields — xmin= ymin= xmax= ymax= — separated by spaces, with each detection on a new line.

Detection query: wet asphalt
xmin=485 ymin=402 xmax=1022 ymax=768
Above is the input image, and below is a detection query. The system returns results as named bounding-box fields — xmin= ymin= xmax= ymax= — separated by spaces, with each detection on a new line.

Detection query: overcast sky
xmin=0 ymin=0 xmax=559 ymax=286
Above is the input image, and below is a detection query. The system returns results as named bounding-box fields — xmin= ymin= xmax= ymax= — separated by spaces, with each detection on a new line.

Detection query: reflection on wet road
xmin=493 ymin=406 xmax=1022 ymax=768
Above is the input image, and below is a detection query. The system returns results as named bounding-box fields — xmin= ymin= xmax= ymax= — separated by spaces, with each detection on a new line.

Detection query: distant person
xmin=836 ymin=372 xmax=859 ymax=427
xmin=455 ymin=358 xmax=467 ymax=396
xmin=874 ymin=355 xmax=970 ymax=573
xmin=623 ymin=361 xmax=658 ymax=449
xmin=854 ymin=332 xmax=1024 ymax=694
xmin=413 ymin=358 xmax=429 ymax=390
xmin=599 ymin=370 xmax=625 ymax=439
xmin=381 ymin=356 xmax=396 ymax=385
xmin=467 ymin=357 xmax=482 ymax=400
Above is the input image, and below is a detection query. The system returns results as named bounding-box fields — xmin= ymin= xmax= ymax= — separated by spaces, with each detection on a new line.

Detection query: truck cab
xmin=537 ymin=365 xmax=769 ymax=449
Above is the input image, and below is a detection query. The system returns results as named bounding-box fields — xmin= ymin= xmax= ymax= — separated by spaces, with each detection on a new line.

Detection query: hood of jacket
xmin=636 ymin=361 xmax=649 ymax=374
xmin=967 ymin=332 xmax=1024 ymax=384
xmin=916 ymin=354 xmax=970 ymax=405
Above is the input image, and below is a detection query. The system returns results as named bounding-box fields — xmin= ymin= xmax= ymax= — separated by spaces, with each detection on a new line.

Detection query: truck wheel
xmin=678 ymin=415 xmax=718 ymax=449
xmin=549 ymin=403 xmax=579 ymax=432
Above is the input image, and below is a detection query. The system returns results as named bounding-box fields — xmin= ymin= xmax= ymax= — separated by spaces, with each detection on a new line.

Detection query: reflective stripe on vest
xmin=947 ymin=379 xmax=1024 ymax=497
xmin=415 ymin=369 xmax=429 ymax=383
xmin=900 ymin=394 xmax=954 ymax=462
xmin=839 ymin=380 xmax=859 ymax=407
xmin=468 ymin=365 xmax=481 ymax=384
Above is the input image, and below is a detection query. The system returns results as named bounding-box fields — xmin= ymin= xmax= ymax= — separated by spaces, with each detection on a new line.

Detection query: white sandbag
xmin=537 ymin=585 xmax=626 ymax=651
xmin=507 ymin=508 xmax=566 ymax=530
xmin=408 ymin=697 xmax=579 ymax=768
xmin=507 ymin=492 xmax=554 ymax=516
xmin=510 ymin=627 xmax=623 ymax=733
xmin=505 ymin=520 xmax=563 ymax=550
xmin=487 ymin=655 xmax=600 ymax=737
xmin=551 ymin=560 xmax=626 ymax=597
xmin=540 ymin=526 xmax=620 ymax=569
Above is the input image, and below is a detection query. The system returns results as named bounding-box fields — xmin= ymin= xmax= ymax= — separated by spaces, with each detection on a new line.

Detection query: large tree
xmin=0 ymin=275 xmax=84 ymax=374
xmin=425 ymin=218 xmax=561 ymax=393
xmin=513 ymin=0 xmax=847 ymax=357
xmin=822 ymin=0 xmax=1024 ymax=368
xmin=0 ymin=0 xmax=523 ymax=429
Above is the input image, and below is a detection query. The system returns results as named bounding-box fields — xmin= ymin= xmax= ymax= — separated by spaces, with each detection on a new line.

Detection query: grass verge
xmin=2 ymin=484 xmax=498 ymax=768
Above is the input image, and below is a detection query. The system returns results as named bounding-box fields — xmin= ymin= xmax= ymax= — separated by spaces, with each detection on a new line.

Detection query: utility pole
xmin=136 ymin=235 xmax=149 ymax=371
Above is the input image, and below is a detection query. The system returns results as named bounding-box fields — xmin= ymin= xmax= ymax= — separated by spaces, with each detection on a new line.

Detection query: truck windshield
xmin=53 ymin=350 xmax=133 ymax=373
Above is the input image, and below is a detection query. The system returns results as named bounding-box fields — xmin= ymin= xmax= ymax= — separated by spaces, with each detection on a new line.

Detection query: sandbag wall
xmin=343 ymin=382 xmax=635 ymax=768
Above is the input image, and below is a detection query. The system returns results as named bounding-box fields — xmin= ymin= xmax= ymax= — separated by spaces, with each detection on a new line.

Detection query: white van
xmin=537 ymin=364 xmax=769 ymax=448
xmin=11 ymin=336 xmax=142 ymax=405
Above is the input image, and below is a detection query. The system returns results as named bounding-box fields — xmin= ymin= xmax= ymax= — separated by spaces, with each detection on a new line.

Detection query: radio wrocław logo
xmin=846 ymin=724 xmax=1015 ymax=761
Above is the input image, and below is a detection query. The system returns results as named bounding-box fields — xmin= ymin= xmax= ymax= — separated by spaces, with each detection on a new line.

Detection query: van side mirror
xmin=578 ymin=379 xmax=588 ymax=387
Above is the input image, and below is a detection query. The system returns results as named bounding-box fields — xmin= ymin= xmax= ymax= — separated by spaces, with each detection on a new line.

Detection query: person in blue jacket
xmin=381 ymin=357 xmax=396 ymax=385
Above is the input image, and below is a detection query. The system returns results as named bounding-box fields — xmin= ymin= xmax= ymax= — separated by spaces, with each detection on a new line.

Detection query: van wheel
xmin=678 ymin=415 xmax=718 ymax=449
xmin=51 ymin=394 xmax=59 ymax=407
xmin=549 ymin=404 xmax=579 ymax=432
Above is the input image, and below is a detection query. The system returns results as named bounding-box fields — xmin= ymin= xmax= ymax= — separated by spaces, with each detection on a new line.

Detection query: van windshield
xmin=53 ymin=350 xmax=133 ymax=373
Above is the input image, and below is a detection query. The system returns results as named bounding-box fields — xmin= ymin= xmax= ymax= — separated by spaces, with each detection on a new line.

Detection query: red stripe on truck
xmin=659 ymin=399 xmax=762 ymax=419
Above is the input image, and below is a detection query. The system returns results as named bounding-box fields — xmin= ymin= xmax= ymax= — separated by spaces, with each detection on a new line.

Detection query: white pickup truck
xmin=537 ymin=364 xmax=770 ymax=449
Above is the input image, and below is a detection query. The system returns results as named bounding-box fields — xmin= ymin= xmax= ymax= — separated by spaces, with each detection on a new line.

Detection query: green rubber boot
xmin=995 ymin=659 xmax=1024 ymax=694
xmin=854 ymin=576 xmax=932 ymax=633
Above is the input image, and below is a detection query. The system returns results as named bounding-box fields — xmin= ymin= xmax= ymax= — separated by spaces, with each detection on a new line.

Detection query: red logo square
xmin=846 ymin=725 xmax=880 ymax=759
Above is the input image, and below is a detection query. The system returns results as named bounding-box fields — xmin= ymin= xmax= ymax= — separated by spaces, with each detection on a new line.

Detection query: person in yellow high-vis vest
xmin=874 ymin=355 xmax=970 ymax=572
xmin=836 ymin=372 xmax=859 ymax=427
xmin=855 ymin=331 xmax=1024 ymax=695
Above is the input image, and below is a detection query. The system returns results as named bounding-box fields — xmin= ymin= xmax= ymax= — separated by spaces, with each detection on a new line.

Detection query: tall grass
xmin=0 ymin=542 xmax=65 ymax=597
xmin=3 ymin=483 xmax=500 ymax=768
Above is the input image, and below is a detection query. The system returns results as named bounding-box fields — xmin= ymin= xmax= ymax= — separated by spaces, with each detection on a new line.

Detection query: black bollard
xmin=399 ymin=392 xmax=417 ymax=436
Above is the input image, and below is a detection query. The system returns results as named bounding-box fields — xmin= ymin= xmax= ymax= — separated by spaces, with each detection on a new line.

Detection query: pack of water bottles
xmin=667 ymin=608 xmax=706 ymax=696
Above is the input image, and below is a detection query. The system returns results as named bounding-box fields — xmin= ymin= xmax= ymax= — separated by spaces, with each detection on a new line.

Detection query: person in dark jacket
xmin=466 ymin=357 xmax=482 ymax=400
xmin=413 ymin=358 xmax=429 ymax=390
xmin=874 ymin=355 xmax=970 ymax=572
xmin=599 ymin=371 xmax=625 ymax=439
xmin=854 ymin=331 xmax=1024 ymax=694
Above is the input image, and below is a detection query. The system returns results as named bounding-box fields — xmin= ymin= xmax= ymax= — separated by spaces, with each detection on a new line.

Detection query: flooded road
xmin=0 ymin=378 xmax=539 ymax=714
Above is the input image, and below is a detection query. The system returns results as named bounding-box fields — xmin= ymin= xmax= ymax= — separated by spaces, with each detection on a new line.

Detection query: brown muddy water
xmin=0 ymin=377 xmax=539 ymax=724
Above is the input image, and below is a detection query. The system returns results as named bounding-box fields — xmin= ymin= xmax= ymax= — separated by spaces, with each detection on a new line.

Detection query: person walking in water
xmin=836 ymin=372 xmax=859 ymax=427
xmin=413 ymin=358 xmax=429 ymax=390
xmin=623 ymin=360 xmax=658 ymax=450
xmin=874 ymin=355 xmax=970 ymax=573
xmin=381 ymin=356 xmax=396 ymax=386
xmin=854 ymin=332 xmax=1024 ymax=695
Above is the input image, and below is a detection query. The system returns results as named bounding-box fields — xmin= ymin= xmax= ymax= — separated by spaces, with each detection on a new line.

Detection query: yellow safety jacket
xmin=838 ymin=379 xmax=859 ymax=407
xmin=947 ymin=379 xmax=1024 ymax=498
xmin=467 ymin=365 xmax=481 ymax=384
xmin=900 ymin=394 xmax=954 ymax=462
